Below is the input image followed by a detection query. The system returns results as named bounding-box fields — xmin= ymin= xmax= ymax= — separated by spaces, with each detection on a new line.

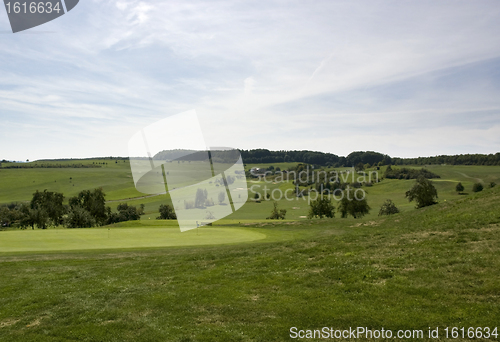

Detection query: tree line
xmin=389 ymin=153 xmax=500 ymax=166
xmin=384 ymin=166 xmax=441 ymax=179
xmin=0 ymin=189 xmax=147 ymax=229
xmin=240 ymin=150 xmax=500 ymax=167
xmin=0 ymin=163 xmax=102 ymax=169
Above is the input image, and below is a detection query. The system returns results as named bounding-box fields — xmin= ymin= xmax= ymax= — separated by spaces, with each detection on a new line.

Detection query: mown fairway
xmin=0 ymin=186 xmax=499 ymax=341
xmin=0 ymin=225 xmax=266 ymax=253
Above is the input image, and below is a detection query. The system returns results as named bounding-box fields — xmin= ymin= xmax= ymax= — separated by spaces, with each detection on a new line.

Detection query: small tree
xmin=405 ymin=176 xmax=438 ymax=208
xmin=455 ymin=182 xmax=464 ymax=194
xmin=472 ymin=183 xmax=483 ymax=193
xmin=338 ymin=190 xmax=370 ymax=218
xmin=138 ymin=204 xmax=145 ymax=215
xmin=355 ymin=162 xmax=365 ymax=172
xmin=378 ymin=199 xmax=399 ymax=216
xmin=267 ymin=201 xmax=287 ymax=220
xmin=218 ymin=191 xmax=226 ymax=204
xmin=157 ymin=204 xmax=177 ymax=220
xmin=195 ymin=188 xmax=208 ymax=208
xmin=308 ymin=196 xmax=335 ymax=219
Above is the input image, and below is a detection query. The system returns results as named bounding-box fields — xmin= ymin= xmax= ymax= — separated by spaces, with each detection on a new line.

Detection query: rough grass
xmin=0 ymin=186 xmax=499 ymax=341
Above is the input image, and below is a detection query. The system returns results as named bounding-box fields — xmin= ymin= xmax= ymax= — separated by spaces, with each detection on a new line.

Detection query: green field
xmin=1 ymin=161 xmax=500 ymax=341
xmin=0 ymin=225 xmax=267 ymax=253
xmin=2 ymin=161 xmax=499 ymax=221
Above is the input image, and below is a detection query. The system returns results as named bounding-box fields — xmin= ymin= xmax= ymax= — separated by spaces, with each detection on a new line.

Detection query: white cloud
xmin=1 ymin=0 xmax=500 ymax=160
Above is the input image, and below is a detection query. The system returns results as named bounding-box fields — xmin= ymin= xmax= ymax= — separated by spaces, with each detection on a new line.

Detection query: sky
xmin=1 ymin=0 xmax=500 ymax=161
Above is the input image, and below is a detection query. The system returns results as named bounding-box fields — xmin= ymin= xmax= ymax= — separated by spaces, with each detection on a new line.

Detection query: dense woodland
xmin=239 ymin=150 xmax=500 ymax=167
xmin=2 ymin=151 xmax=500 ymax=169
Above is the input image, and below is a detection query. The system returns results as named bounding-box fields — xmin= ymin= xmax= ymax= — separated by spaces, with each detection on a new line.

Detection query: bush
xmin=490 ymin=182 xmax=496 ymax=188
xmin=378 ymin=199 xmax=399 ymax=216
xmin=106 ymin=203 xmax=141 ymax=224
xmin=267 ymin=201 xmax=287 ymax=220
xmin=184 ymin=200 xmax=195 ymax=209
xmin=138 ymin=204 xmax=145 ymax=215
xmin=385 ymin=166 xmax=440 ymax=180
xmin=157 ymin=204 xmax=177 ymax=220
xmin=472 ymin=183 xmax=483 ymax=193
xmin=405 ymin=176 xmax=438 ymax=208
xmin=195 ymin=188 xmax=208 ymax=208
xmin=455 ymin=182 xmax=464 ymax=194
xmin=308 ymin=196 xmax=335 ymax=219
xmin=218 ymin=191 xmax=226 ymax=204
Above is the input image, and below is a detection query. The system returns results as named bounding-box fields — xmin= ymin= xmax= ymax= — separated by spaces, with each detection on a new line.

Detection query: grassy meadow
xmin=1 ymin=160 xmax=499 ymax=340
xmin=2 ymin=160 xmax=499 ymax=221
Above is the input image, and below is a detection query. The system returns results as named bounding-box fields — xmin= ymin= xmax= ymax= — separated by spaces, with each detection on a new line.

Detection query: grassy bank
xmin=0 ymin=186 xmax=498 ymax=341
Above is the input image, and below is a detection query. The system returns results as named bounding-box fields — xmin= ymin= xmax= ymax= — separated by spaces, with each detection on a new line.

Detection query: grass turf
xmin=0 ymin=186 xmax=499 ymax=341
xmin=0 ymin=226 xmax=266 ymax=253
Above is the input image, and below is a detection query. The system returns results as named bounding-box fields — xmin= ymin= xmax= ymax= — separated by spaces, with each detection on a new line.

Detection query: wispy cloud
xmin=1 ymin=0 xmax=499 ymax=160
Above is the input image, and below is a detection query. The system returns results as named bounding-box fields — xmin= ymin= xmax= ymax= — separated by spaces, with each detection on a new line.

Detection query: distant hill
xmin=3 ymin=150 xmax=499 ymax=168
xmin=149 ymin=149 xmax=500 ymax=167
xmin=152 ymin=149 xmax=198 ymax=161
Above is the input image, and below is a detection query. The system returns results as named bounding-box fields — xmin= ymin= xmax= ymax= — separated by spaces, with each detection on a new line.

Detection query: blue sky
xmin=1 ymin=0 xmax=499 ymax=160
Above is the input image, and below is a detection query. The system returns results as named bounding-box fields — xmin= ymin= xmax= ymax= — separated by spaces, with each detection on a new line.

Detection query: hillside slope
xmin=0 ymin=187 xmax=499 ymax=340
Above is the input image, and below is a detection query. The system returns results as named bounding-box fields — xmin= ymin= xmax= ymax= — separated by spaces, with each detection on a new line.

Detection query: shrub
xmin=455 ymin=182 xmax=464 ymax=194
xmin=195 ymin=188 xmax=208 ymax=208
xmin=385 ymin=167 xmax=440 ymax=180
xmin=184 ymin=200 xmax=195 ymax=209
xmin=472 ymin=183 xmax=483 ymax=193
xmin=267 ymin=201 xmax=287 ymax=220
xmin=218 ymin=191 xmax=226 ymax=204
xmin=378 ymin=199 xmax=399 ymax=216
xmin=226 ymin=175 xmax=235 ymax=185
xmin=490 ymin=182 xmax=496 ymax=188
xmin=157 ymin=204 xmax=177 ymax=220
xmin=205 ymin=211 xmax=215 ymax=219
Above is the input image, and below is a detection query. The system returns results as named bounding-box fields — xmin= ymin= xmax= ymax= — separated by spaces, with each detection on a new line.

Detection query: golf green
xmin=0 ymin=227 xmax=266 ymax=253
